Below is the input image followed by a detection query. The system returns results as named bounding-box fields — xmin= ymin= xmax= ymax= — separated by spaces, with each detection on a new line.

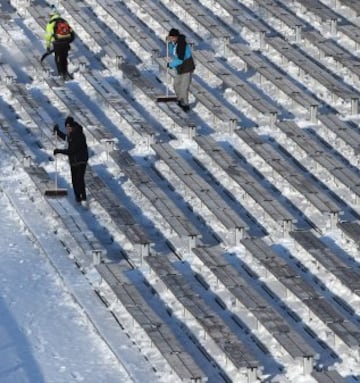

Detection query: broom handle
xmin=54 ymin=132 xmax=58 ymax=192
xmin=166 ymin=39 xmax=169 ymax=97
xmin=55 ymin=155 xmax=58 ymax=192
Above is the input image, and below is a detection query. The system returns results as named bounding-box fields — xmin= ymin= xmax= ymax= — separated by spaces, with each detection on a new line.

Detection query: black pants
xmin=71 ymin=163 xmax=87 ymax=202
xmin=53 ymin=41 xmax=70 ymax=76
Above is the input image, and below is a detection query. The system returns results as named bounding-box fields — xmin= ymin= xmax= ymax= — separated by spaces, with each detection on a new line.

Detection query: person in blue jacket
xmin=167 ymin=28 xmax=195 ymax=112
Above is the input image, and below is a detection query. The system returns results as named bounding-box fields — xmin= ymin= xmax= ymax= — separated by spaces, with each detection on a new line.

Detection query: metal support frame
xmin=295 ymin=25 xmax=302 ymax=43
xmin=351 ymin=98 xmax=358 ymax=115
xmin=309 ymin=105 xmax=318 ymax=123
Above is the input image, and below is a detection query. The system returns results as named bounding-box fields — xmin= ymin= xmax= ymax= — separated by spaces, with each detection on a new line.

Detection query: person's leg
xmin=62 ymin=44 xmax=70 ymax=77
xmin=71 ymin=166 xmax=81 ymax=202
xmin=54 ymin=42 xmax=69 ymax=77
xmin=53 ymin=45 xmax=62 ymax=76
xmin=176 ymin=72 xmax=192 ymax=107
xmin=173 ymin=74 xmax=182 ymax=103
xmin=182 ymin=72 xmax=192 ymax=106
xmin=77 ymin=163 xmax=87 ymax=201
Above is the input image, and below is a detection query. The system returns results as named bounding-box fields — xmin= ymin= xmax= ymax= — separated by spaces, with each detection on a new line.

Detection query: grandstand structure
xmin=1 ymin=0 xmax=360 ymax=381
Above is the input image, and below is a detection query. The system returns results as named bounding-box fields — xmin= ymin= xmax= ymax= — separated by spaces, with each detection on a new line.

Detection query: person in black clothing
xmin=53 ymin=116 xmax=88 ymax=203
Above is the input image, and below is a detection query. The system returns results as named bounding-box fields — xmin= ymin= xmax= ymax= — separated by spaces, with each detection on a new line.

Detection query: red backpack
xmin=54 ymin=18 xmax=72 ymax=39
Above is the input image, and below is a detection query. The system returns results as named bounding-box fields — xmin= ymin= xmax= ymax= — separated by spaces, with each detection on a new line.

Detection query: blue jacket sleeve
xmin=168 ymin=42 xmax=192 ymax=69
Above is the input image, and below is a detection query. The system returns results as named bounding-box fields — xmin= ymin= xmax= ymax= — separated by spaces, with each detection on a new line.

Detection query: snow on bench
xmin=337 ymin=221 xmax=360 ymax=248
xmin=337 ymin=23 xmax=360 ymax=51
xmin=227 ymin=43 xmax=319 ymax=122
xmin=311 ymin=369 xmax=347 ymax=383
xmin=255 ymin=0 xmax=305 ymax=42
xmin=318 ymin=113 xmax=360 ymax=157
xmin=194 ymin=50 xmax=279 ymax=125
xmin=0 ymin=63 xmax=16 ymax=84
xmin=241 ymin=237 xmax=360 ymax=352
xmin=111 ymin=150 xmax=200 ymax=252
xmin=266 ymin=36 xmax=359 ymax=114
xmin=291 ymin=230 xmax=360 ymax=299
xmin=96 ymin=263 xmax=208 ymax=383
xmin=302 ymin=30 xmax=360 ymax=79
xmin=0 ymin=121 xmax=34 ymax=167
xmin=94 ymin=0 xmax=161 ymax=59
xmin=85 ymin=169 xmax=152 ymax=256
xmin=337 ymin=0 xmax=360 ymax=16
xmin=167 ymin=0 xmax=234 ymax=40
xmin=276 ymin=120 xmax=360 ymax=205
xmin=193 ymin=245 xmax=317 ymax=374
xmin=194 ymin=135 xmax=295 ymax=233
xmin=81 ymin=71 xmax=157 ymax=146
xmin=293 ymin=0 xmax=341 ymax=34
xmin=236 ymin=128 xmax=341 ymax=220
xmin=152 ymin=142 xmax=248 ymax=245
xmin=145 ymin=254 xmax=261 ymax=383
xmin=191 ymin=80 xmax=240 ymax=131
xmin=216 ymin=0 xmax=271 ymax=49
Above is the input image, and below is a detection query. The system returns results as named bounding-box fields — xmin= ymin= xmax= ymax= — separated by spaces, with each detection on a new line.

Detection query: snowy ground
xmin=0 ymin=181 xmax=130 ymax=383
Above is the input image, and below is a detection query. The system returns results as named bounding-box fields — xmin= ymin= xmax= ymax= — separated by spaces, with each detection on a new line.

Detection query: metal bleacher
xmin=192 ymin=245 xmax=317 ymax=373
xmin=152 ymin=142 xmax=249 ymax=245
xmin=96 ymin=262 xmax=208 ymax=383
xmin=193 ymin=134 xmax=295 ymax=233
xmin=275 ymin=120 xmax=360 ymax=206
xmin=235 ymin=127 xmax=342 ymax=219
xmin=241 ymin=236 xmax=360 ymax=350
xmin=2 ymin=0 xmax=360 ymax=381
xmin=145 ymin=254 xmax=260 ymax=383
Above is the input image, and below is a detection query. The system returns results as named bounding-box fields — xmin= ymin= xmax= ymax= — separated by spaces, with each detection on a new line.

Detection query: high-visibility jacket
xmin=45 ymin=13 xmax=73 ymax=49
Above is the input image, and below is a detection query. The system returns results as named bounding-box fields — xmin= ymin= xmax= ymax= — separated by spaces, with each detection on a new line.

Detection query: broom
xmin=40 ymin=49 xmax=54 ymax=63
xmin=156 ymin=39 xmax=178 ymax=102
xmin=45 ymin=132 xmax=68 ymax=197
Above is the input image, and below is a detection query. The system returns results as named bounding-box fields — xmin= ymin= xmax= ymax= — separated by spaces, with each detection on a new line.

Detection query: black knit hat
xmin=65 ymin=116 xmax=74 ymax=126
xmin=168 ymin=28 xmax=180 ymax=37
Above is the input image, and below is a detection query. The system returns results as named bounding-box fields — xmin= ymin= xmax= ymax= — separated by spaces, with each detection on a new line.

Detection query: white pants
xmin=174 ymin=72 xmax=192 ymax=105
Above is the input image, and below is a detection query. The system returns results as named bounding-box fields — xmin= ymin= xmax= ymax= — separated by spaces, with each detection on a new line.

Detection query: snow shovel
xmin=156 ymin=40 xmax=178 ymax=102
xmin=45 ymin=135 xmax=68 ymax=197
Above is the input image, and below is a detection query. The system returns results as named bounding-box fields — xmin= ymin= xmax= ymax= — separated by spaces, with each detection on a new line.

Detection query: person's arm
xmin=53 ymin=124 xmax=66 ymax=141
xmin=168 ymin=39 xmax=187 ymax=68
xmin=44 ymin=21 xmax=55 ymax=50
xmin=168 ymin=42 xmax=183 ymax=68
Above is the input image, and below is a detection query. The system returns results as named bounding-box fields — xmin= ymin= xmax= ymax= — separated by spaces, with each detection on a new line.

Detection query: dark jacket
xmin=56 ymin=121 xmax=88 ymax=166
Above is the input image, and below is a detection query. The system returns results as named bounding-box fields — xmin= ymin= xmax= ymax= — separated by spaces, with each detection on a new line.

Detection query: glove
xmin=167 ymin=63 xmax=170 ymax=68
xmin=53 ymin=149 xmax=60 ymax=155
xmin=46 ymin=47 xmax=51 ymax=53
xmin=53 ymin=124 xmax=59 ymax=133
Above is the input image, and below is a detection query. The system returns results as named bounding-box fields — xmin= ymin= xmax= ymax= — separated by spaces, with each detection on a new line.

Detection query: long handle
xmin=166 ymin=39 xmax=169 ymax=97
xmin=54 ymin=132 xmax=58 ymax=191
xmin=54 ymin=155 xmax=58 ymax=192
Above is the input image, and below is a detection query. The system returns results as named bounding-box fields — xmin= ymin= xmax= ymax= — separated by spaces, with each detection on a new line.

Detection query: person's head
xmin=49 ymin=4 xmax=59 ymax=17
xmin=168 ymin=28 xmax=180 ymax=43
xmin=65 ymin=116 xmax=74 ymax=132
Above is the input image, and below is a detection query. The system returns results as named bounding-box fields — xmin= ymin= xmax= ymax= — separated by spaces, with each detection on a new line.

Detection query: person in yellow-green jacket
xmin=45 ymin=5 xmax=75 ymax=80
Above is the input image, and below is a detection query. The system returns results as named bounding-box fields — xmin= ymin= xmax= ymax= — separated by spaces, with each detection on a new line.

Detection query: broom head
xmin=44 ymin=189 xmax=68 ymax=197
xmin=156 ymin=95 xmax=178 ymax=102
